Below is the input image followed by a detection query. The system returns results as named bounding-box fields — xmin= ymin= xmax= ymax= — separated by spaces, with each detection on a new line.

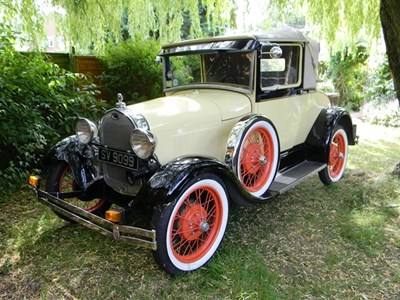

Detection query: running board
xmin=270 ymin=161 xmax=326 ymax=194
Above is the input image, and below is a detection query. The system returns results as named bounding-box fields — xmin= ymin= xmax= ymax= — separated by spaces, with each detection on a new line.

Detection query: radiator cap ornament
xmin=116 ymin=93 xmax=126 ymax=109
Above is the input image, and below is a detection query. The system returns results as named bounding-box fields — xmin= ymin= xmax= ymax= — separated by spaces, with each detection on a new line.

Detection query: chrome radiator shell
xmin=99 ymin=109 xmax=139 ymax=195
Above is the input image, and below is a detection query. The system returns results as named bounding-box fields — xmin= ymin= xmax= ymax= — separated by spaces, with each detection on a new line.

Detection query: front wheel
xmin=318 ymin=126 xmax=349 ymax=185
xmin=45 ymin=161 xmax=111 ymax=221
xmin=152 ymin=174 xmax=229 ymax=275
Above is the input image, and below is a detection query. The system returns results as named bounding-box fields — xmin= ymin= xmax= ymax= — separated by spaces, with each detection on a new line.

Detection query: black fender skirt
xmin=137 ymin=156 xmax=277 ymax=207
xmin=305 ymin=107 xmax=356 ymax=163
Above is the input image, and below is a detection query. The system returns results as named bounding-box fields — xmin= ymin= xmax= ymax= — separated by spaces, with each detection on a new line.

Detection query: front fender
xmin=137 ymin=156 xmax=277 ymax=207
xmin=44 ymin=135 xmax=100 ymax=189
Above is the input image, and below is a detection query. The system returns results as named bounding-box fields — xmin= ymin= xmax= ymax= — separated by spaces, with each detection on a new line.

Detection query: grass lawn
xmin=1 ymin=119 xmax=399 ymax=299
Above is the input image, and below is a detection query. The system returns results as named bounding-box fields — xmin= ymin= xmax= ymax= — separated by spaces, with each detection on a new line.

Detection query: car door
xmin=255 ymin=43 xmax=303 ymax=152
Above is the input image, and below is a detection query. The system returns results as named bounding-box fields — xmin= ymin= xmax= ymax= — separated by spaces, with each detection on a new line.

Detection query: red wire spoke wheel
xmin=58 ymin=166 xmax=107 ymax=212
xmin=46 ymin=161 xmax=110 ymax=221
xmin=319 ymin=127 xmax=349 ymax=185
xmin=328 ymin=131 xmax=346 ymax=179
xmin=236 ymin=120 xmax=279 ymax=197
xmin=152 ymin=176 xmax=229 ymax=275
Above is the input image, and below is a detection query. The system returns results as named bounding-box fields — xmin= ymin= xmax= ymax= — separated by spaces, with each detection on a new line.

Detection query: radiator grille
xmin=99 ymin=109 xmax=139 ymax=195
xmin=100 ymin=110 xmax=133 ymax=150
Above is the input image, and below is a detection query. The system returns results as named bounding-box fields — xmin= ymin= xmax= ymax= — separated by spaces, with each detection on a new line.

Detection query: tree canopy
xmin=0 ymin=0 xmax=45 ymax=44
xmin=275 ymin=0 xmax=399 ymax=100
xmin=0 ymin=0 xmax=382 ymax=50
xmin=1 ymin=0 xmax=236 ymax=51
xmin=1 ymin=0 xmax=399 ymax=98
xmin=294 ymin=0 xmax=380 ymax=45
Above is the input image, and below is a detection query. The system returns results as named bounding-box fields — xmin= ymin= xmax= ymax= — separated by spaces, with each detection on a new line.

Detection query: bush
xmin=0 ymin=25 xmax=108 ymax=190
xmin=365 ymin=58 xmax=396 ymax=102
xmin=361 ymin=99 xmax=400 ymax=127
xmin=98 ymin=39 xmax=163 ymax=103
xmin=360 ymin=58 xmax=399 ymax=127
xmin=326 ymin=44 xmax=369 ymax=110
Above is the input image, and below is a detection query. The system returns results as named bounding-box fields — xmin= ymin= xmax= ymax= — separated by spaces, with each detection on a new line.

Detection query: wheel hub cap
xmin=243 ymin=144 xmax=263 ymax=174
xmin=200 ymin=221 xmax=210 ymax=232
xmin=180 ymin=204 xmax=208 ymax=241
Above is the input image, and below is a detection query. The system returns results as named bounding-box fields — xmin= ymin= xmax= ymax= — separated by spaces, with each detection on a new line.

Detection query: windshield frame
xmin=160 ymin=39 xmax=258 ymax=94
xmin=161 ymin=50 xmax=255 ymax=93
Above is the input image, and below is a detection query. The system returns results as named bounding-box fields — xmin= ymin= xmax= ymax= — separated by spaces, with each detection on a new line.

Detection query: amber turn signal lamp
xmin=105 ymin=210 xmax=122 ymax=223
xmin=28 ymin=175 xmax=41 ymax=188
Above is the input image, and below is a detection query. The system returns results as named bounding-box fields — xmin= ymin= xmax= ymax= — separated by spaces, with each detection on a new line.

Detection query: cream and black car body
xmin=29 ymin=29 xmax=357 ymax=275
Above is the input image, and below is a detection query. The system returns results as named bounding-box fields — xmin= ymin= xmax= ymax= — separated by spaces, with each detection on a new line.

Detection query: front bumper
xmin=30 ymin=183 xmax=157 ymax=250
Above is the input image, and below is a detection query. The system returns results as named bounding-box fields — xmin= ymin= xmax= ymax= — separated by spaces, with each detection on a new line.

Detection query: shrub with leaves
xmin=360 ymin=57 xmax=399 ymax=127
xmin=327 ymin=45 xmax=369 ymax=110
xmin=361 ymin=99 xmax=400 ymax=127
xmin=0 ymin=25 xmax=108 ymax=190
xmin=98 ymin=39 xmax=163 ymax=103
xmin=365 ymin=58 xmax=396 ymax=102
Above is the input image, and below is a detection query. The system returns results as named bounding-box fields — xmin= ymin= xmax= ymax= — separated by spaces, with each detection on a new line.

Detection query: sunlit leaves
xmin=51 ymin=0 xmax=235 ymax=52
xmin=0 ymin=0 xmax=383 ymax=52
xmin=0 ymin=0 xmax=45 ymax=46
xmin=287 ymin=0 xmax=380 ymax=47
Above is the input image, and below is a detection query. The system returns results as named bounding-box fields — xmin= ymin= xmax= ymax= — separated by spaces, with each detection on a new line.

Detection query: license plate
xmin=98 ymin=146 xmax=138 ymax=170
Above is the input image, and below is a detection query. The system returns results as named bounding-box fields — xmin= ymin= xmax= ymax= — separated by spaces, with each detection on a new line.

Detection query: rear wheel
xmin=318 ymin=126 xmax=349 ymax=185
xmin=152 ymin=174 xmax=229 ymax=275
xmin=46 ymin=161 xmax=110 ymax=221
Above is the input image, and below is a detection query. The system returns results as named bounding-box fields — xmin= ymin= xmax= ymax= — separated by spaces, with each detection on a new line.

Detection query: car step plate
xmin=270 ymin=161 xmax=326 ymax=194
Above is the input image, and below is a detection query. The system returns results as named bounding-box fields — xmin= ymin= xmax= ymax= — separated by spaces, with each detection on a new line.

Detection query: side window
xmin=260 ymin=44 xmax=301 ymax=90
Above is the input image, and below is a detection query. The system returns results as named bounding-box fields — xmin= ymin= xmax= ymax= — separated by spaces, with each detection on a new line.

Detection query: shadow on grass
xmin=0 ymin=192 xmax=282 ymax=299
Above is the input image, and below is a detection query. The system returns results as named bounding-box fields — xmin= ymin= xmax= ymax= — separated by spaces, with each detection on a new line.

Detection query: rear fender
xmin=305 ymin=107 xmax=356 ymax=163
xmin=137 ymin=156 xmax=276 ymax=207
xmin=44 ymin=135 xmax=100 ymax=189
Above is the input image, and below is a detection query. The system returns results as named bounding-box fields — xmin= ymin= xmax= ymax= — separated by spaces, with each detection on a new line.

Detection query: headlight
xmin=76 ymin=118 xmax=98 ymax=144
xmin=130 ymin=129 xmax=156 ymax=159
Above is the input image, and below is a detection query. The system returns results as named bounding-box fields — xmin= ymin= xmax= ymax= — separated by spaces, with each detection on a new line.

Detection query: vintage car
xmin=29 ymin=29 xmax=357 ymax=275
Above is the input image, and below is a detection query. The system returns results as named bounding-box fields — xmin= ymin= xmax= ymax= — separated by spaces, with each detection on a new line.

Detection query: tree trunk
xmin=380 ymin=0 xmax=400 ymax=104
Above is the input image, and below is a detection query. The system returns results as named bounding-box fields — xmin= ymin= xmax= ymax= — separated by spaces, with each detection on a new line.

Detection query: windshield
xmin=163 ymin=51 xmax=254 ymax=91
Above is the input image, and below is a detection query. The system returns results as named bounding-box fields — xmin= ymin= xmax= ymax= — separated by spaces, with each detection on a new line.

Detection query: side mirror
xmin=155 ymin=56 xmax=162 ymax=64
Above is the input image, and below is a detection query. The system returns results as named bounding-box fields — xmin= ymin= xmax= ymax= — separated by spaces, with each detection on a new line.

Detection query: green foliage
xmin=98 ymin=39 xmax=163 ymax=103
xmin=360 ymin=59 xmax=399 ymax=127
xmin=0 ymin=0 xmax=44 ymax=47
xmin=50 ymin=0 xmax=235 ymax=51
xmin=296 ymin=0 xmax=381 ymax=48
xmin=0 ymin=0 xmax=384 ymax=53
xmin=361 ymin=99 xmax=400 ymax=127
xmin=0 ymin=26 xmax=108 ymax=190
xmin=365 ymin=58 xmax=396 ymax=102
xmin=326 ymin=45 xmax=369 ymax=110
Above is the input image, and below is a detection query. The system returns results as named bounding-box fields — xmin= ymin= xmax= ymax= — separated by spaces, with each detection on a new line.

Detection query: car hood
xmin=126 ymin=89 xmax=251 ymax=132
xmin=124 ymin=89 xmax=251 ymax=164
